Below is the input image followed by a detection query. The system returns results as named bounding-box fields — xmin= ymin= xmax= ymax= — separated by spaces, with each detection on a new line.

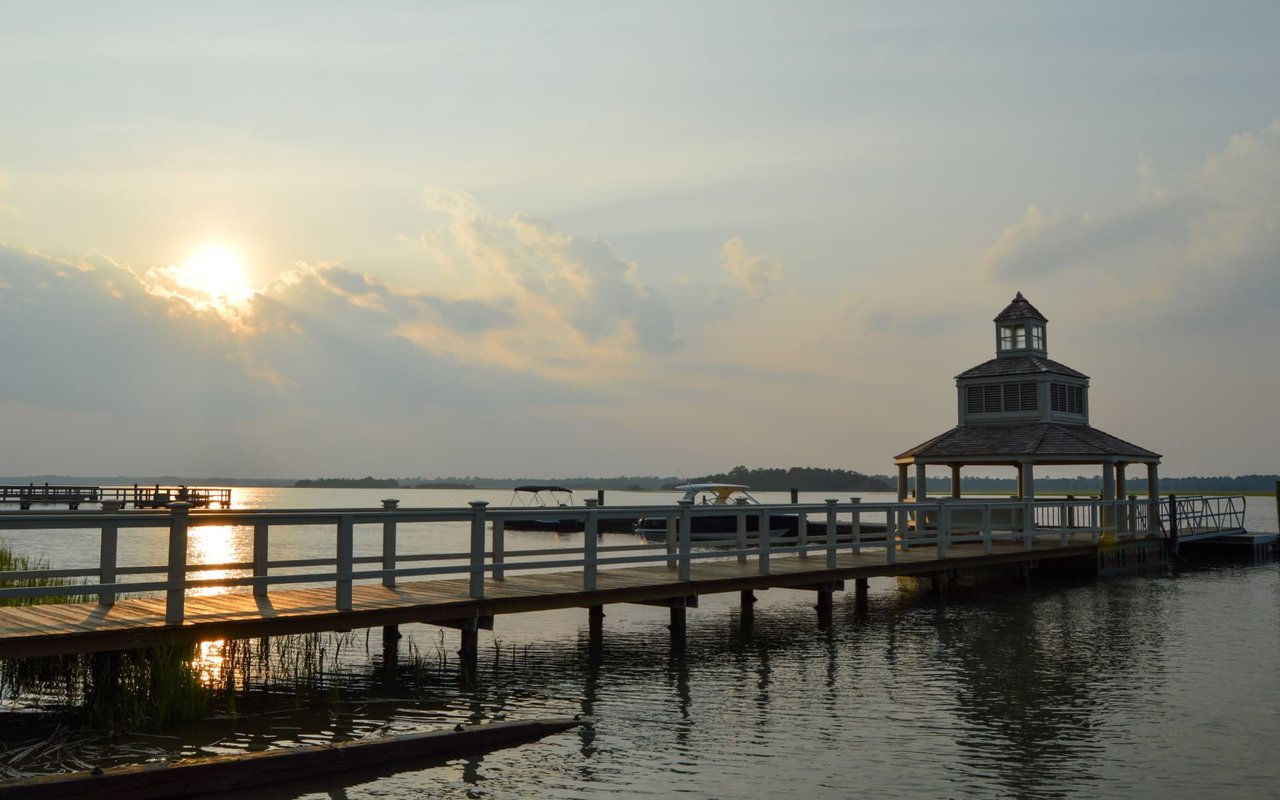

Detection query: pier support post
xmin=854 ymin=577 xmax=869 ymax=611
xmin=740 ymin=589 xmax=756 ymax=626
xmin=459 ymin=626 xmax=479 ymax=673
xmin=382 ymin=624 xmax=401 ymax=669
xmin=164 ymin=502 xmax=193 ymax=625
xmin=669 ymin=605 xmax=686 ymax=635
xmin=588 ymin=605 xmax=604 ymax=659
xmin=815 ymin=585 xmax=834 ymax=625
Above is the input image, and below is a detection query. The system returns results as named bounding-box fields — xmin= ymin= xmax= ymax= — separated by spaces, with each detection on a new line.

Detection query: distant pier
xmin=0 ymin=484 xmax=231 ymax=510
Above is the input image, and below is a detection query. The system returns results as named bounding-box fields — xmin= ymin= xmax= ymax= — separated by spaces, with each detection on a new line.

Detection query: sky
xmin=2 ymin=1 xmax=1278 ymax=480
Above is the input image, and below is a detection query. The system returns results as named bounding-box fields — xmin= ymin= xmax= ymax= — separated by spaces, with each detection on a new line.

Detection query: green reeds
xmin=0 ymin=540 xmax=92 ymax=606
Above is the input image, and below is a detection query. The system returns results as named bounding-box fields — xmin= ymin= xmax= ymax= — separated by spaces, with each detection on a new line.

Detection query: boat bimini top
xmin=510 ymin=485 xmax=574 ymax=508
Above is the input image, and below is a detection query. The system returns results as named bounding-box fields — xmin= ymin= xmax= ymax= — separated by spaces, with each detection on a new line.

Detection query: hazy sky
xmin=2 ymin=1 xmax=1278 ymax=480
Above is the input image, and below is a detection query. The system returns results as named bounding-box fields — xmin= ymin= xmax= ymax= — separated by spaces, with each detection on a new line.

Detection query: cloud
xmin=979 ymin=119 xmax=1280 ymax=325
xmin=0 ymin=189 xmax=694 ymax=476
xmin=719 ymin=237 xmax=782 ymax=298
xmin=419 ymin=188 xmax=678 ymax=356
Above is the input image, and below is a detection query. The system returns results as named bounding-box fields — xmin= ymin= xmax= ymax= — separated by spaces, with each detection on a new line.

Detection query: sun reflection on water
xmin=187 ymin=524 xmax=249 ymax=596
xmin=193 ymin=639 xmax=226 ymax=687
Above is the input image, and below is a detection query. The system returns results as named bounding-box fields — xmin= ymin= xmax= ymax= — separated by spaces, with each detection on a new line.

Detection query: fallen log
xmin=0 ymin=717 xmax=583 ymax=799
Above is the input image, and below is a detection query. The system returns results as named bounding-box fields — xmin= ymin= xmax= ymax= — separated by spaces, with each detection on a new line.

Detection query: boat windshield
xmin=675 ymin=484 xmax=757 ymax=506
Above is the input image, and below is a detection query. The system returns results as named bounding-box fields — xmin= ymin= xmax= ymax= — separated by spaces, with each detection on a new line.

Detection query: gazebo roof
xmin=955 ymin=355 xmax=1088 ymax=381
xmin=895 ymin=422 xmax=1161 ymax=464
xmin=994 ymin=291 xmax=1047 ymax=323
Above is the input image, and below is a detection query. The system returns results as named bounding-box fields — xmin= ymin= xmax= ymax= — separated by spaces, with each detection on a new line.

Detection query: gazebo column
xmin=1146 ymin=462 xmax=1160 ymax=535
xmin=915 ymin=463 xmax=928 ymax=501
xmin=950 ymin=464 xmax=961 ymax=499
xmin=1015 ymin=463 xmax=1025 ymax=499
xmin=897 ymin=463 xmax=909 ymax=502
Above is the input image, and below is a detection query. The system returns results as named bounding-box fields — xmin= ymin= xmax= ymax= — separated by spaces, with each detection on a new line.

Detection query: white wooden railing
xmin=0 ymin=496 xmax=1174 ymax=624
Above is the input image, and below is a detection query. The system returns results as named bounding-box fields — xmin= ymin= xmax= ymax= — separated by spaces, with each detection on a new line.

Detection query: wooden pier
xmin=0 ymin=484 xmax=232 ymax=510
xmin=0 ymin=495 xmax=1249 ymax=661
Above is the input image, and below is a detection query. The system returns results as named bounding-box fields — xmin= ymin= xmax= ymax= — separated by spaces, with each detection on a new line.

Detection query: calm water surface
xmin=2 ymin=489 xmax=1277 ymax=798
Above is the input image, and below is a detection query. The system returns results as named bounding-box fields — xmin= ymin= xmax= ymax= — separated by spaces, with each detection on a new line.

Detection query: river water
xmin=2 ymin=489 xmax=1277 ymax=798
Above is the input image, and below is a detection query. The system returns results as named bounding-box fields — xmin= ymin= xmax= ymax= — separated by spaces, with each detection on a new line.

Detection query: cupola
xmin=994 ymin=291 xmax=1047 ymax=358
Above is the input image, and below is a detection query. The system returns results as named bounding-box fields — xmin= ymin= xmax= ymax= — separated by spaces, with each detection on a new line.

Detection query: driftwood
xmin=0 ymin=717 xmax=583 ymax=799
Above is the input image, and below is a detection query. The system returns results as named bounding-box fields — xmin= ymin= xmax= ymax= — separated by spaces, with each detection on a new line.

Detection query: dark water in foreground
xmin=2 ymin=490 xmax=1277 ymax=798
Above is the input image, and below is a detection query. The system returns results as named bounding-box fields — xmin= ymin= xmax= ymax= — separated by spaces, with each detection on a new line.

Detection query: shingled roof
xmin=956 ymin=355 xmax=1089 ymax=380
xmin=895 ymin=422 xmax=1161 ymax=462
xmin=994 ymin=291 xmax=1046 ymax=323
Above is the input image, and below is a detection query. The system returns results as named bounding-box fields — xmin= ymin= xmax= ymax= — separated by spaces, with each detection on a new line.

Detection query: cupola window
xmin=999 ymin=324 xmax=1026 ymax=351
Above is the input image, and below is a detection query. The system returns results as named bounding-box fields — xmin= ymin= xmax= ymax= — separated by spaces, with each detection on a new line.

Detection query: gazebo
xmin=894 ymin=293 xmax=1161 ymax=514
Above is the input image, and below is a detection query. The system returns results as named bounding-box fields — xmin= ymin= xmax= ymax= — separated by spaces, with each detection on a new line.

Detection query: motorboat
xmin=633 ymin=484 xmax=799 ymax=541
xmin=504 ymin=485 xmax=583 ymax=532
xmin=503 ymin=486 xmax=638 ymax=533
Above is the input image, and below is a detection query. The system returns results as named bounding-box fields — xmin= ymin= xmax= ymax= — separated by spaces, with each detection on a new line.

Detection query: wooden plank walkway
xmin=0 ymin=537 xmax=1102 ymax=659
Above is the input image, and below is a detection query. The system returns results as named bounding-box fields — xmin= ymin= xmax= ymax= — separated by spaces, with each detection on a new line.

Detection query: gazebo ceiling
xmin=895 ymin=422 xmax=1161 ymax=465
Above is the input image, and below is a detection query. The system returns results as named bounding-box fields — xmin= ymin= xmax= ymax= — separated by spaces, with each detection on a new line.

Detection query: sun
xmin=178 ymin=244 xmax=255 ymax=306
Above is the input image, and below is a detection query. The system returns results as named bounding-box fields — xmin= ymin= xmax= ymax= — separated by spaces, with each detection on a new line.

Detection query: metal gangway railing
xmin=1136 ymin=495 xmax=1248 ymax=542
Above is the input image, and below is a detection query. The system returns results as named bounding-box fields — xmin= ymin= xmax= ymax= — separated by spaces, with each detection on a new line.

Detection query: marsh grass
xmin=0 ymin=541 xmax=92 ymax=606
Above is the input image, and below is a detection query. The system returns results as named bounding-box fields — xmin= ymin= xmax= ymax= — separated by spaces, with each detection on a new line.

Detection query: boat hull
xmin=634 ymin=513 xmax=799 ymax=542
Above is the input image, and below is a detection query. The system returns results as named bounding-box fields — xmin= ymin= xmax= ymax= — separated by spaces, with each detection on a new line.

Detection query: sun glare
xmin=179 ymin=244 xmax=255 ymax=306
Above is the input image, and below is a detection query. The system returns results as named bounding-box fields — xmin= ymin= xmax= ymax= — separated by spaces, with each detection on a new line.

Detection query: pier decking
xmin=0 ymin=495 xmax=1249 ymax=660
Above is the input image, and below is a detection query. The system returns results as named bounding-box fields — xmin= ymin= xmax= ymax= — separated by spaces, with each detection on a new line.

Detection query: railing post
xmin=885 ymin=506 xmax=897 ymax=564
xmin=584 ymin=505 xmax=599 ymax=590
xmin=736 ymin=511 xmax=748 ymax=564
xmin=98 ymin=501 xmax=122 ymax=606
xmin=758 ymin=509 xmax=770 ymax=576
xmin=678 ymin=500 xmax=693 ymax=581
xmin=492 ymin=516 xmax=506 ymax=581
xmin=469 ymin=501 xmax=488 ymax=599
xmin=336 ymin=514 xmax=354 ymax=611
xmin=165 ymin=502 xmax=192 ymax=625
xmin=670 ymin=512 xmax=680 ymax=568
xmin=1167 ymin=494 xmax=1179 ymax=555
xmin=381 ymin=498 xmax=399 ymax=587
xmin=1126 ymin=495 xmax=1138 ymax=538
xmin=253 ymin=522 xmax=269 ymax=597
xmin=849 ymin=496 xmax=862 ymax=555
xmin=1066 ymin=495 xmax=1076 ymax=528
xmin=797 ymin=509 xmax=808 ymax=558
xmin=825 ymin=499 xmax=839 ymax=568
xmin=1024 ymin=499 xmax=1035 ymax=550
xmin=982 ymin=505 xmax=993 ymax=554
xmin=937 ymin=501 xmax=949 ymax=558
xmin=1060 ymin=501 xmax=1070 ymax=546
